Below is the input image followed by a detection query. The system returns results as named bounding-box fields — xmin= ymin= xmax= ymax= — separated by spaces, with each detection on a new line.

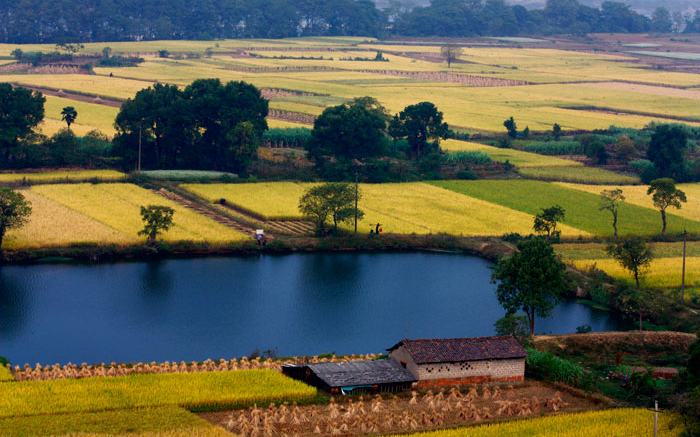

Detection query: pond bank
xmin=0 ymin=234 xmax=516 ymax=265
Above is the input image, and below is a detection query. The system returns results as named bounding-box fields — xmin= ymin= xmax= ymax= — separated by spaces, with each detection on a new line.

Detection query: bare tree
xmin=599 ymin=189 xmax=625 ymax=238
xmin=440 ymin=45 xmax=463 ymax=68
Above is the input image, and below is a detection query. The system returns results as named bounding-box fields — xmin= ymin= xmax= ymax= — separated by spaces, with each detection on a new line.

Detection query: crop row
xmin=10 ymin=354 xmax=380 ymax=382
xmin=0 ymin=169 xmax=125 ymax=184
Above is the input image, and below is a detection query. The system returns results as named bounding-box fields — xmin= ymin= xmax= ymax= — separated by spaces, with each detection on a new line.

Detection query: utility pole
xmin=682 ymin=228 xmax=687 ymax=302
xmin=654 ymin=399 xmax=658 ymax=437
xmin=354 ymin=171 xmax=358 ymax=234
xmin=137 ymin=125 xmax=142 ymax=176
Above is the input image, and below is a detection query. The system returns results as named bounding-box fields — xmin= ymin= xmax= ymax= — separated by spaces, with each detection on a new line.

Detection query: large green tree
xmin=306 ymin=98 xmax=388 ymax=170
xmin=389 ymin=102 xmax=449 ymax=157
xmin=0 ymin=84 xmax=45 ymax=166
xmin=606 ymin=236 xmax=653 ymax=290
xmin=491 ymin=237 xmax=570 ymax=335
xmin=0 ymin=188 xmax=32 ymax=250
xmin=298 ymin=183 xmax=364 ymax=236
xmin=533 ymin=205 xmax=565 ymax=238
xmin=647 ymin=124 xmax=689 ymax=181
xmin=138 ymin=205 xmax=175 ymax=244
xmin=647 ymin=178 xmax=686 ymax=236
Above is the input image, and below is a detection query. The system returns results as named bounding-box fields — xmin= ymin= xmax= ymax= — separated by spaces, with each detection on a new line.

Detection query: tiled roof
xmin=286 ymin=360 xmax=417 ymax=388
xmin=388 ymin=336 xmax=527 ymax=364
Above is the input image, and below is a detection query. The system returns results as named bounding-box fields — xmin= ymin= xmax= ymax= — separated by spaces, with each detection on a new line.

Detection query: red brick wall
xmin=416 ymin=375 xmax=524 ymax=387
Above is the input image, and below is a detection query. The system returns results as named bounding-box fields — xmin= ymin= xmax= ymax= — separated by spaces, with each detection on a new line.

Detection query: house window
xmin=400 ymin=361 xmax=407 ymax=369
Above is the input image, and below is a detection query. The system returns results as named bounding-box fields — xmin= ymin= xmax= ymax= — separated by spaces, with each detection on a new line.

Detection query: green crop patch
xmin=431 ymin=180 xmax=700 ymax=237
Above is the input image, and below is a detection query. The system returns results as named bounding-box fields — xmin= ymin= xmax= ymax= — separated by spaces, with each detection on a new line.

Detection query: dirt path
xmin=152 ymin=189 xmax=261 ymax=238
xmin=201 ymin=381 xmax=594 ymax=437
xmin=12 ymin=84 xmax=124 ymax=107
xmin=217 ymin=202 xmax=313 ymax=236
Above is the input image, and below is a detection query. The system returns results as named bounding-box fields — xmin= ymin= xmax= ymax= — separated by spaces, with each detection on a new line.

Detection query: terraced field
xmin=3 ymin=38 xmax=699 ymax=133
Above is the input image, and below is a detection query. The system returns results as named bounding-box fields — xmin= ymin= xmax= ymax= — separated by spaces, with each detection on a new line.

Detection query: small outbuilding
xmin=388 ymin=336 xmax=527 ymax=387
xmin=282 ymin=359 xmax=417 ymax=395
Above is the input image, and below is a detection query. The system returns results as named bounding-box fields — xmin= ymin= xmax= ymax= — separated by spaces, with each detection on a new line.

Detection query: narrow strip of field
xmin=578 ymin=81 xmax=700 ymax=99
xmin=441 ymin=140 xmax=580 ymax=168
xmin=431 ymin=180 xmax=700 ymax=237
xmin=182 ymin=182 xmax=589 ymax=237
xmin=573 ymin=257 xmax=700 ymax=292
xmin=519 ymin=166 xmax=639 ymax=184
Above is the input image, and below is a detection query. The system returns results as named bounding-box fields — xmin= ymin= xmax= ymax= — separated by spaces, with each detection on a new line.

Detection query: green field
xmin=519 ymin=166 xmax=640 ymax=184
xmin=431 ymin=180 xmax=700 ymax=237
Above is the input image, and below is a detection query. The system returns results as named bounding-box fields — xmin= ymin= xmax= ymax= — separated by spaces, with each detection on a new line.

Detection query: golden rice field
xmin=559 ymin=183 xmax=700 ymax=223
xmin=3 ymin=190 xmax=132 ymax=249
xmin=0 ymin=169 xmax=125 ymax=183
xmin=0 ymin=406 xmax=220 ymax=437
xmin=183 ymin=182 xmax=589 ymax=237
xmin=4 ymin=183 xmax=250 ymax=248
xmin=389 ymin=408 xmax=681 ymax=437
xmin=572 ymin=257 xmax=700 ymax=291
xmin=0 ymin=370 xmax=316 ymax=418
xmin=441 ymin=140 xmax=580 ymax=168
xmin=41 ymin=95 xmax=119 ymax=137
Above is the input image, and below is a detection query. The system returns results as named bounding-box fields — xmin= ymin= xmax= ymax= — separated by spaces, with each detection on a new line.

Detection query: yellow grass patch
xmin=442 ymin=140 xmax=580 ymax=168
xmin=3 ymin=190 xmax=133 ymax=249
xmin=573 ymin=257 xmax=700 ymax=290
xmin=0 ymin=170 xmax=125 ymax=183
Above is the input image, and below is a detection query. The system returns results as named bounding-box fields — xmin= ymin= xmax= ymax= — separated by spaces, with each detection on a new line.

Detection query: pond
xmin=0 ymin=252 xmax=627 ymax=365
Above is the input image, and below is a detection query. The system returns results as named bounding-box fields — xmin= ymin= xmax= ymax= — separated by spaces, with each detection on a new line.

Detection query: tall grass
xmin=442 ymin=151 xmax=492 ymax=165
xmin=525 ymin=348 xmax=588 ymax=387
xmin=523 ymin=141 xmax=583 ymax=156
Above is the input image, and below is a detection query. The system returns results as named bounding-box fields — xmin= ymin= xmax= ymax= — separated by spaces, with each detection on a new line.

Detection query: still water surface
xmin=0 ymin=253 xmax=626 ymax=365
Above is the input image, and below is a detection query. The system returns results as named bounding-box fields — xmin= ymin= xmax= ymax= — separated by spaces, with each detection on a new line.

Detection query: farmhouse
xmin=282 ymin=359 xmax=417 ymax=395
xmin=388 ymin=336 xmax=527 ymax=387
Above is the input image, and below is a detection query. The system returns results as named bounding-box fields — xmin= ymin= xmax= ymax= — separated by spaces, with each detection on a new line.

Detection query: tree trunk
xmin=661 ymin=209 xmax=667 ymax=236
xmin=639 ymin=310 xmax=643 ymax=331
xmin=528 ymin=308 xmax=535 ymax=336
xmin=0 ymin=226 xmax=5 ymax=251
xmin=634 ymin=269 xmax=640 ymax=290
xmin=612 ymin=212 xmax=618 ymax=238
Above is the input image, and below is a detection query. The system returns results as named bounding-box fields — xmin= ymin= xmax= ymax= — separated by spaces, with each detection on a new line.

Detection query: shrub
xmin=630 ymin=159 xmax=658 ymax=184
xmin=589 ymin=285 xmax=610 ymax=306
xmin=262 ymin=128 xmax=312 ymax=149
xmin=494 ymin=315 xmax=530 ymax=341
xmin=525 ymin=347 xmax=589 ymax=387
xmin=443 ymin=151 xmax=492 ymax=165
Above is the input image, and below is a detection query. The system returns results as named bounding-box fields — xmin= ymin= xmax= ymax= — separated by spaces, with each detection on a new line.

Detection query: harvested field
xmin=578 ymin=81 xmax=700 ymax=99
xmin=350 ymin=70 xmax=528 ymax=86
xmin=202 ymin=381 xmax=591 ymax=437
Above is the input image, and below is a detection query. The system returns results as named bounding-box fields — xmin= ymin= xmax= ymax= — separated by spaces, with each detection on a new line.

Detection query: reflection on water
xmin=0 ymin=253 xmax=628 ymax=365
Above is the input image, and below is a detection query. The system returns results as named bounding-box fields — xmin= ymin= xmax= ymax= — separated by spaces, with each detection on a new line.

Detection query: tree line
xmin=2 ymin=0 xmax=700 ymax=44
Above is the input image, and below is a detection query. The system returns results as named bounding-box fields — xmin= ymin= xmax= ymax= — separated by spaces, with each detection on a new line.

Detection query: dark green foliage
xmin=97 ymin=56 xmax=144 ymax=67
xmin=525 ymin=348 xmax=588 ymax=387
xmin=298 ymin=183 xmax=363 ymax=236
xmin=0 ymin=83 xmax=45 ymax=165
xmin=114 ymin=79 xmax=267 ymax=173
xmin=262 ymin=128 xmax=311 ymax=148
xmin=138 ymin=205 xmax=175 ymax=243
xmin=60 ymin=106 xmax=77 ymax=128
xmin=503 ymin=116 xmax=517 ymax=139
xmin=552 ymin=123 xmax=562 ymax=140
xmin=630 ymin=159 xmax=658 ymax=184
xmin=0 ymin=188 xmax=32 ymax=249
xmin=0 ymin=355 xmax=7 ymax=366
xmin=647 ymin=124 xmax=690 ymax=181
xmin=606 ymin=236 xmax=653 ymax=289
xmin=494 ymin=314 xmax=530 ymax=341
xmin=533 ymin=205 xmax=565 ymax=238
xmin=491 ymin=237 xmax=569 ymax=335
xmin=306 ymin=100 xmax=388 ymax=164
xmin=687 ymin=332 xmax=700 ymax=384
xmin=389 ymin=102 xmax=449 ymax=157
xmin=523 ymin=141 xmax=583 ymax=155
